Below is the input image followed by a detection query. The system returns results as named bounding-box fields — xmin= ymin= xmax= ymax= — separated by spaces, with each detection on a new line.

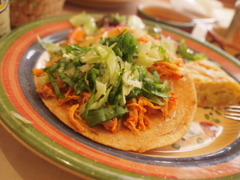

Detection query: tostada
xmin=33 ymin=14 xmax=197 ymax=152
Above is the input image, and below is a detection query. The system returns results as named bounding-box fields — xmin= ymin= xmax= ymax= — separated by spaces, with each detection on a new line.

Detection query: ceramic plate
xmin=0 ymin=14 xmax=240 ymax=180
xmin=137 ymin=2 xmax=216 ymax=32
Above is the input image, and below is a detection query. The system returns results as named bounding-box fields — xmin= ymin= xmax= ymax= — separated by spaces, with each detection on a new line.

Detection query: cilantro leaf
xmin=102 ymin=31 xmax=137 ymax=62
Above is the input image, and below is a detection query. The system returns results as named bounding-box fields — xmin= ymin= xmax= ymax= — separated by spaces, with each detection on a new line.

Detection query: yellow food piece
xmin=185 ymin=59 xmax=240 ymax=107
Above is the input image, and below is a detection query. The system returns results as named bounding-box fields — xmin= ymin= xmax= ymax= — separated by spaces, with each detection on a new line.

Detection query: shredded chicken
xmin=58 ymin=88 xmax=80 ymax=105
xmin=124 ymin=95 xmax=177 ymax=133
xmin=65 ymin=91 xmax=91 ymax=132
xmin=36 ymin=84 xmax=56 ymax=99
xmin=149 ymin=61 xmax=183 ymax=80
xmin=124 ymin=97 xmax=162 ymax=133
xmin=67 ymin=104 xmax=85 ymax=132
xmin=32 ymin=69 xmax=45 ymax=76
xmin=102 ymin=117 xmax=120 ymax=133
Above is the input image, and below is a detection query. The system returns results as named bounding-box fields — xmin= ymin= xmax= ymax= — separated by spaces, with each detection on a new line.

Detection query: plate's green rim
xmin=0 ymin=14 xmax=239 ymax=180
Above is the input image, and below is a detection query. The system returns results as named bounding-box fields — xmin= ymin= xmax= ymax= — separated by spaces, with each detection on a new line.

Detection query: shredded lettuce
xmin=142 ymin=69 xmax=170 ymax=101
xmin=89 ymin=86 xmax=112 ymax=110
xmin=80 ymin=44 xmax=122 ymax=86
xmin=47 ymin=72 xmax=64 ymax=98
xmin=69 ymin=12 xmax=97 ymax=34
xmin=160 ymin=36 xmax=178 ymax=57
xmin=108 ymin=75 xmax=124 ymax=105
xmin=134 ymin=41 xmax=161 ymax=67
xmin=37 ymin=36 xmax=61 ymax=53
xmin=85 ymin=105 xmax=128 ymax=127
xmin=102 ymin=31 xmax=137 ymax=62
xmin=122 ymin=62 xmax=141 ymax=104
xmin=94 ymin=80 xmax=107 ymax=101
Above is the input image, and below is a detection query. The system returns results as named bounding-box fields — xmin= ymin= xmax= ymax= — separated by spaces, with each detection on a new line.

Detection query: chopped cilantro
xmin=102 ymin=31 xmax=137 ymax=62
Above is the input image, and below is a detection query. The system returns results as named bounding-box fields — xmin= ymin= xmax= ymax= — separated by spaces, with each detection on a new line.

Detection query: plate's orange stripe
xmin=1 ymin=21 xmax=239 ymax=179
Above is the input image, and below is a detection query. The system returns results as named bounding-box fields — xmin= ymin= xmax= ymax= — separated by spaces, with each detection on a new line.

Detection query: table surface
xmin=0 ymin=1 xmax=238 ymax=180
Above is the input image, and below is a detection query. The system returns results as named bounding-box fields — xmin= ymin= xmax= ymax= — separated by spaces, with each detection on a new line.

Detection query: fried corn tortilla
xmin=34 ymin=14 xmax=198 ymax=153
xmin=36 ymin=73 xmax=196 ymax=153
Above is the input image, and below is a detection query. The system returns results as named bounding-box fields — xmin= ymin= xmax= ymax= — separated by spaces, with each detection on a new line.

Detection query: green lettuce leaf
xmin=85 ymin=106 xmax=128 ymax=127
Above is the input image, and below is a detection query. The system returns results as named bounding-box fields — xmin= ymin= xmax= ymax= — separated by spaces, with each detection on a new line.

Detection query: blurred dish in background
xmin=170 ymin=0 xmax=234 ymax=28
xmin=66 ymin=0 xmax=139 ymax=10
xmin=137 ymin=1 xmax=216 ymax=32
xmin=224 ymin=0 xmax=240 ymax=46
xmin=207 ymin=0 xmax=240 ymax=61
xmin=170 ymin=0 xmax=222 ymax=18
xmin=10 ymin=0 xmax=66 ymax=27
xmin=138 ymin=2 xmax=195 ymax=31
